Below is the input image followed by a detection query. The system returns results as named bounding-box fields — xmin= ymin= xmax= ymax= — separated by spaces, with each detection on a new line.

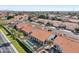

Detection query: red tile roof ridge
xmin=54 ymin=35 xmax=79 ymax=52
xmin=31 ymin=28 xmax=52 ymax=42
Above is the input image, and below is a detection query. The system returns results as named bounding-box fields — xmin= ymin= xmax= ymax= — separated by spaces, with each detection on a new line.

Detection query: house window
xmin=51 ymin=38 xmax=53 ymax=40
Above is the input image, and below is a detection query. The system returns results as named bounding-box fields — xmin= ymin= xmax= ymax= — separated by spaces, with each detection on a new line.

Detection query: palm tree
xmin=0 ymin=18 xmax=4 ymax=25
xmin=32 ymin=45 xmax=37 ymax=51
xmin=10 ymin=29 xmax=17 ymax=39
xmin=75 ymin=28 xmax=79 ymax=33
xmin=10 ymin=29 xmax=16 ymax=35
xmin=17 ymin=32 xmax=24 ymax=38
xmin=47 ymin=40 xmax=53 ymax=47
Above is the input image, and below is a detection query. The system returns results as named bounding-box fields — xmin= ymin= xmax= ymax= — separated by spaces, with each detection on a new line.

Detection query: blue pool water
xmin=26 ymin=39 xmax=42 ymax=48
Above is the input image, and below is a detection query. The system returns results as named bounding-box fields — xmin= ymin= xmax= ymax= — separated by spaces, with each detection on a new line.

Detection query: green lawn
xmin=0 ymin=26 xmax=26 ymax=53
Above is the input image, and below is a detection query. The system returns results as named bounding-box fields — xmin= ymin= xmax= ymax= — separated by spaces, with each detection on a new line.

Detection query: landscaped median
xmin=0 ymin=26 xmax=26 ymax=53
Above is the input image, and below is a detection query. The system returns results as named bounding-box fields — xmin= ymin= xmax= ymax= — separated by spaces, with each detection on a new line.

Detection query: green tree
xmin=7 ymin=16 xmax=14 ymax=20
xmin=47 ymin=40 xmax=53 ymax=46
xmin=17 ymin=32 xmax=24 ymax=38
xmin=75 ymin=28 xmax=79 ymax=33
xmin=10 ymin=29 xmax=16 ymax=35
xmin=46 ymin=22 xmax=53 ymax=26
xmin=51 ymin=16 xmax=57 ymax=20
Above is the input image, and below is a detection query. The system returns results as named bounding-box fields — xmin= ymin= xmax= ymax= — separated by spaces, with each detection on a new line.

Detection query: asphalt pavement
xmin=0 ymin=32 xmax=15 ymax=53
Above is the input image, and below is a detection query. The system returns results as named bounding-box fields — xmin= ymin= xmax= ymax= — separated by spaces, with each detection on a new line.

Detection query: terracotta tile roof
xmin=16 ymin=23 xmax=25 ymax=29
xmin=37 ymin=19 xmax=51 ymax=24
xmin=54 ymin=35 xmax=79 ymax=53
xmin=50 ymin=20 xmax=63 ymax=27
xmin=31 ymin=29 xmax=52 ymax=42
xmin=16 ymin=23 xmax=33 ymax=33
xmin=21 ymin=24 xmax=33 ymax=33
xmin=63 ymin=22 xmax=79 ymax=30
xmin=68 ymin=19 xmax=79 ymax=23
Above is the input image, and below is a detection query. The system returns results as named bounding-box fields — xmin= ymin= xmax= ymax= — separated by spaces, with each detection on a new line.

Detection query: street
xmin=0 ymin=32 xmax=15 ymax=53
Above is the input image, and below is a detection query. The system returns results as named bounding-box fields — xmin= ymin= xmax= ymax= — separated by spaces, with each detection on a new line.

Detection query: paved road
xmin=51 ymin=28 xmax=79 ymax=40
xmin=58 ymin=29 xmax=79 ymax=40
xmin=0 ymin=32 xmax=15 ymax=53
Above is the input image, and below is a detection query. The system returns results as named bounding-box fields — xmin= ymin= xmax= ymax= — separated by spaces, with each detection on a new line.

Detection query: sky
xmin=0 ymin=5 xmax=79 ymax=11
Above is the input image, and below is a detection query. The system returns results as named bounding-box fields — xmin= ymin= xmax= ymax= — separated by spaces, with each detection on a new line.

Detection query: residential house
xmin=16 ymin=23 xmax=33 ymax=35
xmin=54 ymin=34 xmax=79 ymax=53
xmin=30 ymin=28 xmax=56 ymax=45
xmin=63 ymin=22 xmax=79 ymax=31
